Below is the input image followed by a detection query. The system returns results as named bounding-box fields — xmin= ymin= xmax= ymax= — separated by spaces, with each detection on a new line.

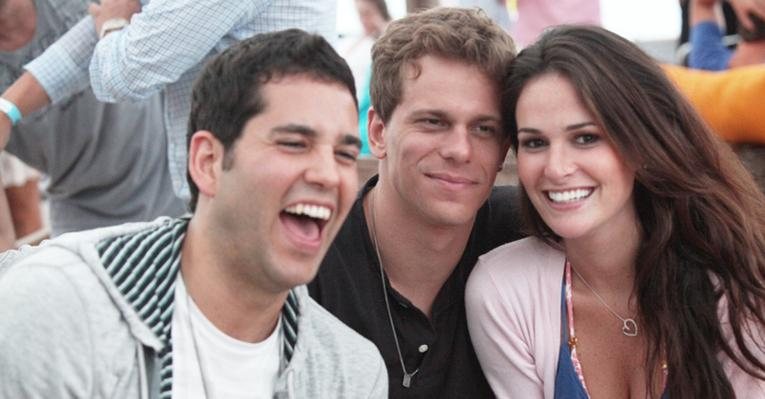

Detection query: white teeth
xmin=284 ymin=204 xmax=332 ymax=220
xmin=547 ymin=189 xmax=593 ymax=203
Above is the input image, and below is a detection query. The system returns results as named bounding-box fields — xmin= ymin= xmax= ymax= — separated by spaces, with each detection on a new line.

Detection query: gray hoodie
xmin=0 ymin=218 xmax=387 ymax=398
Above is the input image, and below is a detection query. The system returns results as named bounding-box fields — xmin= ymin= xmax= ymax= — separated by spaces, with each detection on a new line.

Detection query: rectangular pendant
xmin=403 ymin=373 xmax=412 ymax=388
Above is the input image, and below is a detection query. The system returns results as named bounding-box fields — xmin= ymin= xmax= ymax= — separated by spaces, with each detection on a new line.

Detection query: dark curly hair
xmin=186 ymin=29 xmax=356 ymax=211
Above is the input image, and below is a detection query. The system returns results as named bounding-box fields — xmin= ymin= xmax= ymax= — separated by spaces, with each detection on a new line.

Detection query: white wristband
xmin=0 ymin=98 xmax=22 ymax=126
xmin=99 ymin=18 xmax=130 ymax=39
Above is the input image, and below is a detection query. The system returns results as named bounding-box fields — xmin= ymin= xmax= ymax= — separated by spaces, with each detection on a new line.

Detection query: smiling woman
xmin=466 ymin=25 xmax=765 ymax=399
xmin=514 ymin=73 xmax=636 ymax=243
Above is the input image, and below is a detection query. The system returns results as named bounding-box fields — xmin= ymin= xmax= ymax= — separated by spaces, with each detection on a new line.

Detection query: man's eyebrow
xmin=410 ymin=109 xmax=501 ymax=123
xmin=409 ymin=109 xmax=449 ymax=119
xmin=475 ymin=115 xmax=502 ymax=123
xmin=270 ymin=124 xmax=317 ymax=137
xmin=270 ymin=124 xmax=362 ymax=149
xmin=340 ymin=134 xmax=362 ymax=149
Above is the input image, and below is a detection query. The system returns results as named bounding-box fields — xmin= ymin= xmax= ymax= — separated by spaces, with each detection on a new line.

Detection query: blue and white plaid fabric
xmin=26 ymin=0 xmax=337 ymax=199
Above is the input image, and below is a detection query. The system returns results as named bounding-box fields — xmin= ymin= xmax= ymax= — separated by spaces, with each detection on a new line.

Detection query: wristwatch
xmin=99 ymin=18 xmax=130 ymax=39
xmin=0 ymin=97 xmax=22 ymax=126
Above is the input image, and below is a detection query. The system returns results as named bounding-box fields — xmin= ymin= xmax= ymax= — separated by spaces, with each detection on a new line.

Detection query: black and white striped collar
xmin=96 ymin=218 xmax=300 ymax=398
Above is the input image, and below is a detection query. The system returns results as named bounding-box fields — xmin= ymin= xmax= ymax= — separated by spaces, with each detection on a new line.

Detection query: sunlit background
xmin=336 ymin=0 xmax=682 ymax=42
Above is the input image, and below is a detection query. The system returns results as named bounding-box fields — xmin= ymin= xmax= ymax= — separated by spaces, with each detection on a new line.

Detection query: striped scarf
xmin=96 ymin=218 xmax=299 ymax=398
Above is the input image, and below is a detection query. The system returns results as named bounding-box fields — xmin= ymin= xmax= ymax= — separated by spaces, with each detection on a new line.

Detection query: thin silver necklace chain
xmin=569 ymin=262 xmax=639 ymax=337
xmin=368 ymin=190 xmax=420 ymax=388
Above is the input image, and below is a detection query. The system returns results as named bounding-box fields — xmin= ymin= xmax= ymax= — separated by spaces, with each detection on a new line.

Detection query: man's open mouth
xmin=280 ymin=203 xmax=332 ymax=244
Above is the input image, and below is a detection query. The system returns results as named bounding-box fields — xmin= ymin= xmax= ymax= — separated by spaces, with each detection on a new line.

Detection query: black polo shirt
xmin=309 ymin=176 xmax=523 ymax=398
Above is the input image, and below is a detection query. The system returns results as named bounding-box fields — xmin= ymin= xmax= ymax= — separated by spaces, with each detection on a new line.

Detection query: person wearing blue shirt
xmin=0 ymin=0 xmax=337 ymax=201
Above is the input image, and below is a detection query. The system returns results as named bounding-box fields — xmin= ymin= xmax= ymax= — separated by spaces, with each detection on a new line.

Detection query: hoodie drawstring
xmin=286 ymin=368 xmax=296 ymax=399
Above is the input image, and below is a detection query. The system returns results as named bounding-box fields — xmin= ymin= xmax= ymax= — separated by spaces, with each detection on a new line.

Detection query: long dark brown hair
xmin=504 ymin=25 xmax=765 ymax=398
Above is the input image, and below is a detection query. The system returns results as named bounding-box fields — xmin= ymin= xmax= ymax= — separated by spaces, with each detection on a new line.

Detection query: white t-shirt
xmin=172 ymin=275 xmax=281 ymax=399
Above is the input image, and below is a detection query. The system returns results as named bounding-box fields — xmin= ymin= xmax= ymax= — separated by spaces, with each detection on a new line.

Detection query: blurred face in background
xmin=0 ymin=0 xmax=37 ymax=51
xmin=355 ymin=0 xmax=388 ymax=38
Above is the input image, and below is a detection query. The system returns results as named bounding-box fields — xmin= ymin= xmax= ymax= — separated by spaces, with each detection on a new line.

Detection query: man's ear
xmin=367 ymin=107 xmax=387 ymax=160
xmin=188 ymin=130 xmax=225 ymax=198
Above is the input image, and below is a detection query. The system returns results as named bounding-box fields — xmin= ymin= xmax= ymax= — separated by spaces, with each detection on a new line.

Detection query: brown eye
xmin=417 ymin=118 xmax=446 ymax=129
xmin=574 ymin=133 xmax=599 ymax=145
xmin=278 ymin=141 xmax=306 ymax=150
xmin=520 ymin=138 xmax=546 ymax=149
xmin=336 ymin=149 xmax=359 ymax=162
xmin=475 ymin=124 xmax=498 ymax=136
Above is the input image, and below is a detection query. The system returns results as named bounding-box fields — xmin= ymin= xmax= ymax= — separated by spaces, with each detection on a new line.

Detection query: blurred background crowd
xmin=2 ymin=0 xmax=764 ymax=249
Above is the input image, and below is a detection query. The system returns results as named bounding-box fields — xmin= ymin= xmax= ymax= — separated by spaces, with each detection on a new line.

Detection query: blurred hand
xmin=728 ymin=0 xmax=765 ymax=30
xmin=88 ymin=0 xmax=141 ymax=35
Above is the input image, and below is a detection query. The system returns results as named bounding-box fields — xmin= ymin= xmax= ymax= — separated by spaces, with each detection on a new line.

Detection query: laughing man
xmin=0 ymin=29 xmax=387 ymax=398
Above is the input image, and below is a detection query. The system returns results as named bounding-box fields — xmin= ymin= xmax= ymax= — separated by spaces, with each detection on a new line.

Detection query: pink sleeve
xmin=466 ymin=257 xmax=546 ymax=398
xmin=721 ymin=320 xmax=765 ymax=396
xmin=717 ymin=294 xmax=765 ymax=397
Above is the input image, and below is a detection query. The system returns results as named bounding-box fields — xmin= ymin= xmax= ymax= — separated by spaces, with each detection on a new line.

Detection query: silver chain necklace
xmin=570 ymin=262 xmax=639 ymax=337
xmin=368 ymin=191 xmax=420 ymax=388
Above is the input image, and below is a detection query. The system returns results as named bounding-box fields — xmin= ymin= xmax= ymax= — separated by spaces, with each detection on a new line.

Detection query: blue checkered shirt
xmin=26 ymin=0 xmax=337 ymax=199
